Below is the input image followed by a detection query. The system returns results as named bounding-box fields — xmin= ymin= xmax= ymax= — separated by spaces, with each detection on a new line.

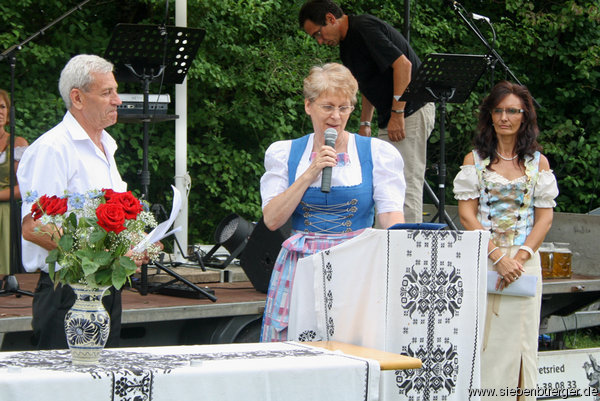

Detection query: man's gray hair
xmin=58 ymin=54 xmax=114 ymax=109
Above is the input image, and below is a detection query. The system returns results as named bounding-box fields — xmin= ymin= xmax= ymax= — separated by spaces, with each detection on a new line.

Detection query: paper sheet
xmin=132 ymin=185 xmax=182 ymax=253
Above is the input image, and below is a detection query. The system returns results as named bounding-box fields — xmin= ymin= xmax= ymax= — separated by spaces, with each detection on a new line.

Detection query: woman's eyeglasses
xmin=316 ymin=104 xmax=355 ymax=115
xmin=491 ymin=108 xmax=524 ymax=116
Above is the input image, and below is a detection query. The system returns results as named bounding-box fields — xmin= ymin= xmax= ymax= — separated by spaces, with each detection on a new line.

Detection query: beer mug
xmin=552 ymin=242 xmax=572 ymax=279
xmin=539 ymin=242 xmax=553 ymax=279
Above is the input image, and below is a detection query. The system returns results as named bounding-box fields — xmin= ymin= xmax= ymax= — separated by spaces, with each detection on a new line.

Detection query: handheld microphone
xmin=321 ymin=128 xmax=338 ymax=193
xmin=471 ymin=12 xmax=490 ymax=23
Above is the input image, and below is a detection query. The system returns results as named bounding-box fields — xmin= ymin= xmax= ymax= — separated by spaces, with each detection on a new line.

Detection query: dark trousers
xmin=32 ymin=272 xmax=122 ymax=350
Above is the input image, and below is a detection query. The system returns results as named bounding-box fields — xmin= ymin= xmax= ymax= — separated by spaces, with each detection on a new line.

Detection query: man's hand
xmin=386 ymin=113 xmax=406 ymax=141
xmin=358 ymin=125 xmax=371 ymax=137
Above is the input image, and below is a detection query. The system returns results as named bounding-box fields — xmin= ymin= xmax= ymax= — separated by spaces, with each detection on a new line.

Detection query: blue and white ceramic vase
xmin=64 ymin=283 xmax=111 ymax=365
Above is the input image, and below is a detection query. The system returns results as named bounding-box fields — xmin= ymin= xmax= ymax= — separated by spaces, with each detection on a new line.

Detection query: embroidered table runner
xmin=289 ymin=228 xmax=489 ymax=401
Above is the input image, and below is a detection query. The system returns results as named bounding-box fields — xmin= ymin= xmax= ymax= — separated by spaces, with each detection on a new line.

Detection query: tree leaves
xmin=2 ymin=0 xmax=599 ymax=245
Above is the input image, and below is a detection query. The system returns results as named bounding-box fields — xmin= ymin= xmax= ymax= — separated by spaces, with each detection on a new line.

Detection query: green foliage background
xmin=1 ymin=0 xmax=598 ymax=245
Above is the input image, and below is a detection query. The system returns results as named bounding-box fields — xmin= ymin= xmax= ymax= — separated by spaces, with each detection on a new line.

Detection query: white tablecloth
xmin=288 ymin=228 xmax=489 ymax=401
xmin=0 ymin=342 xmax=380 ymax=401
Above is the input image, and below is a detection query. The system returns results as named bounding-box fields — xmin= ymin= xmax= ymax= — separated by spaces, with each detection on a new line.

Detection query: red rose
xmin=31 ymin=202 xmax=44 ymax=220
xmin=31 ymin=195 xmax=68 ymax=220
xmin=46 ymin=196 xmax=68 ymax=215
xmin=102 ymin=188 xmax=117 ymax=203
xmin=109 ymin=191 xmax=143 ymax=220
xmin=96 ymin=202 xmax=126 ymax=234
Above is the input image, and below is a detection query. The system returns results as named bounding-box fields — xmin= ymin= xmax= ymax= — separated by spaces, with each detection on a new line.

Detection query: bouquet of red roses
xmin=26 ymin=188 xmax=159 ymax=289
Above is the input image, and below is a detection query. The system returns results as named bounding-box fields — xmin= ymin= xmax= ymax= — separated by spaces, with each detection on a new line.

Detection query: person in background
xmin=260 ymin=63 xmax=405 ymax=342
xmin=299 ymin=0 xmax=436 ymax=223
xmin=17 ymin=54 xmax=141 ymax=349
xmin=453 ymin=81 xmax=558 ymax=399
xmin=0 ymin=89 xmax=28 ymax=276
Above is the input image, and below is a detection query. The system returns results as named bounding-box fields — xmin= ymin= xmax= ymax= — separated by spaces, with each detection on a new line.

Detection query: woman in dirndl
xmin=260 ymin=63 xmax=406 ymax=342
xmin=453 ymin=80 xmax=558 ymax=400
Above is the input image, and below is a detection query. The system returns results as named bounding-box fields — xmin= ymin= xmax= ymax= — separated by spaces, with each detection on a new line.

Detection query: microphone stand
xmin=447 ymin=1 xmax=541 ymax=108
xmin=0 ymin=0 xmax=93 ymax=297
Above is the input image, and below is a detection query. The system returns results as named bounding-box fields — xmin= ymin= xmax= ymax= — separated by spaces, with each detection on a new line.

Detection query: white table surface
xmin=0 ymin=342 xmax=380 ymax=401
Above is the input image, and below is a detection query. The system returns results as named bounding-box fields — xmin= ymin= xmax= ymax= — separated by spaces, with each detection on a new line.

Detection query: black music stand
xmin=105 ymin=24 xmax=205 ymax=199
xmin=401 ymin=53 xmax=489 ymax=228
xmin=104 ymin=24 xmax=215 ymax=301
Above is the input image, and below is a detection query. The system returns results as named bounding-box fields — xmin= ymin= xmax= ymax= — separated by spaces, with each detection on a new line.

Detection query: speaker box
xmin=239 ymin=217 xmax=290 ymax=293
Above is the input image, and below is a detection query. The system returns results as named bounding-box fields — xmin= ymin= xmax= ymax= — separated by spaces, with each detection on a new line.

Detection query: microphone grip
xmin=321 ymin=166 xmax=333 ymax=193
xmin=321 ymin=128 xmax=337 ymax=193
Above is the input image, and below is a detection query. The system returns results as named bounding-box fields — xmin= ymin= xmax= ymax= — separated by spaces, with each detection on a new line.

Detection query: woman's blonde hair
xmin=303 ymin=63 xmax=358 ymax=105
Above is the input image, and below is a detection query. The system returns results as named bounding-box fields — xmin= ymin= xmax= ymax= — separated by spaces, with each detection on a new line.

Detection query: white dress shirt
xmin=17 ymin=111 xmax=127 ymax=272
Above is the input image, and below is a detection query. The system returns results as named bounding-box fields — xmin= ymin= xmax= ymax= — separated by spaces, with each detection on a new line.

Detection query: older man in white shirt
xmin=17 ymin=54 xmax=128 ymax=349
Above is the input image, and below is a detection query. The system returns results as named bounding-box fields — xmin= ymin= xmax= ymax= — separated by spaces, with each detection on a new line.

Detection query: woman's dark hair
xmin=474 ymin=80 xmax=541 ymax=165
xmin=299 ymin=0 xmax=344 ymax=28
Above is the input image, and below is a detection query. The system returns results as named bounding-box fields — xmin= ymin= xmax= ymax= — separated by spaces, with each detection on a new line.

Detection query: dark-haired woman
xmin=453 ymin=81 xmax=558 ymax=399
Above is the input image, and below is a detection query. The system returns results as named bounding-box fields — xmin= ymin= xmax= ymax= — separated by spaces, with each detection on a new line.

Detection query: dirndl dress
xmin=260 ymin=134 xmax=376 ymax=342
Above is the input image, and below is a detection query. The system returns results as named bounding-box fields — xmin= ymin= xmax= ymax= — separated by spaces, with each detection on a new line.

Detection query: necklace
xmin=496 ymin=151 xmax=517 ymax=161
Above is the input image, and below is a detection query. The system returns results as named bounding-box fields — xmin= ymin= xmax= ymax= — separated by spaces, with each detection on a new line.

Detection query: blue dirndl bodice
xmin=288 ymin=134 xmax=375 ymax=234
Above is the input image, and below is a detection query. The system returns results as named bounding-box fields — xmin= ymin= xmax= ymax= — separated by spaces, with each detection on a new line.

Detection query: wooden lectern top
xmin=304 ymin=341 xmax=422 ymax=371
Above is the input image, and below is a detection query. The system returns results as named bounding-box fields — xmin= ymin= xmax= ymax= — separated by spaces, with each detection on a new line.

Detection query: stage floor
xmin=0 ymin=270 xmax=267 ymax=341
xmin=3 ymin=272 xmax=599 ymax=326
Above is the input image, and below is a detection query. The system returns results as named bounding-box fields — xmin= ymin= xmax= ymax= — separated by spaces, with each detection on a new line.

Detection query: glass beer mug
xmin=552 ymin=242 xmax=572 ymax=279
xmin=539 ymin=242 xmax=553 ymax=279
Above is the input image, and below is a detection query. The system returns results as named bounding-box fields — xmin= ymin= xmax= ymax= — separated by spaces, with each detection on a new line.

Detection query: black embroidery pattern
xmin=321 ymin=252 xmax=335 ymax=338
xmin=298 ymin=330 xmax=317 ymax=342
xmin=0 ymin=348 xmax=326 ymax=401
xmin=394 ymin=230 xmax=467 ymax=400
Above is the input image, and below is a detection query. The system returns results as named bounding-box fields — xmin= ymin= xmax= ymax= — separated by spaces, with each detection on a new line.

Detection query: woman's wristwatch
xmin=360 ymin=121 xmax=371 ymax=127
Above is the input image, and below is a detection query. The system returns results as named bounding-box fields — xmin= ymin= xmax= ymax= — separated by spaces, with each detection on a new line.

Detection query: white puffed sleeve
xmin=371 ymin=138 xmax=405 ymax=213
xmin=534 ymin=170 xmax=559 ymax=208
xmin=14 ymin=146 xmax=28 ymax=161
xmin=260 ymin=140 xmax=292 ymax=209
xmin=453 ymin=165 xmax=480 ymax=200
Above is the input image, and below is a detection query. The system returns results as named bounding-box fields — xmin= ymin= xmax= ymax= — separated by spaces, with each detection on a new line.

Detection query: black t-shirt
xmin=340 ymin=14 xmax=426 ymax=127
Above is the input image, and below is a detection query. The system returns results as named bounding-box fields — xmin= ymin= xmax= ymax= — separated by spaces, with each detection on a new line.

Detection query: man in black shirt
xmin=299 ymin=0 xmax=435 ymax=223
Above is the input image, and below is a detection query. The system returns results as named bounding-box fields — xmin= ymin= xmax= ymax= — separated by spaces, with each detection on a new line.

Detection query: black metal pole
xmin=0 ymin=51 xmax=33 ymax=296
xmin=447 ymin=2 xmax=540 ymax=108
xmin=438 ymin=100 xmax=446 ymax=224
xmin=8 ymin=54 xmax=18 ymax=275
xmin=0 ymin=0 xmax=93 ymax=62
xmin=142 ymin=76 xmax=151 ymax=200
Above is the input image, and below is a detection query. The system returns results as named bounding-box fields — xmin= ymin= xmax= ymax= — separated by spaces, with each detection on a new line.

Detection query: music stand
xmin=105 ymin=24 xmax=205 ymax=198
xmin=401 ymin=53 xmax=489 ymax=228
xmin=104 ymin=24 xmax=215 ymax=301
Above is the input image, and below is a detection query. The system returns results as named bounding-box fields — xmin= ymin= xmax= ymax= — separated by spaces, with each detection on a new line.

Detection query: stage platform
xmin=0 ymin=267 xmax=267 ymax=351
xmin=2 ymin=261 xmax=599 ymax=350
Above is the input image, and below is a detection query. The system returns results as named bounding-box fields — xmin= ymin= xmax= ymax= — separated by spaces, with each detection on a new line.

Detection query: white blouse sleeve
xmin=534 ymin=169 xmax=559 ymax=208
xmin=260 ymin=140 xmax=292 ymax=209
xmin=453 ymin=165 xmax=480 ymax=200
xmin=371 ymin=138 xmax=405 ymax=213
xmin=14 ymin=146 xmax=28 ymax=161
